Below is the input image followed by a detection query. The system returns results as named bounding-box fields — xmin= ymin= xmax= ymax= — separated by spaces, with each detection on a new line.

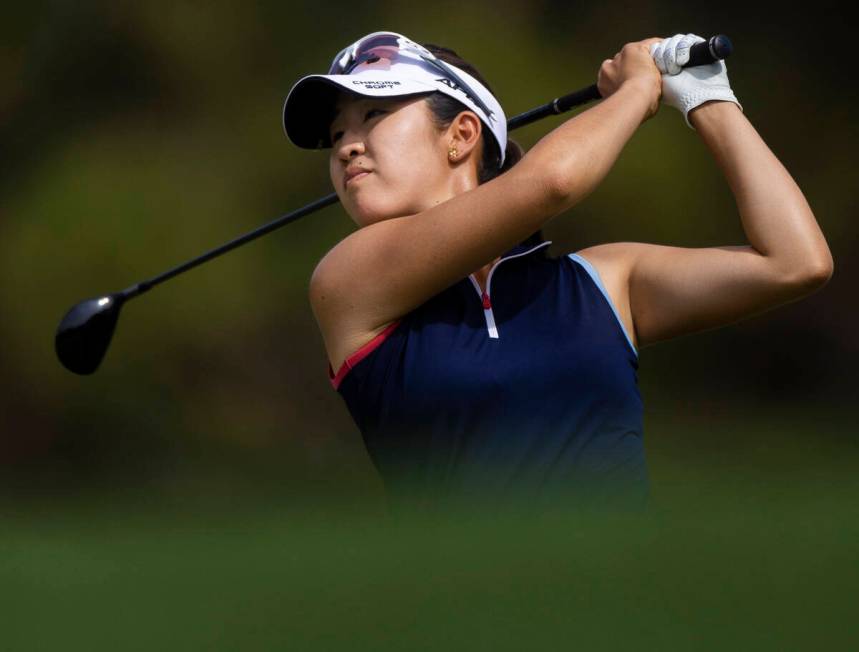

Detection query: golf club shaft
xmin=123 ymin=191 xmax=340 ymax=298
xmin=121 ymin=35 xmax=731 ymax=300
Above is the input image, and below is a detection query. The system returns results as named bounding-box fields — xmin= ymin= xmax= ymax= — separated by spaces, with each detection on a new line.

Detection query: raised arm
xmin=616 ymin=101 xmax=834 ymax=348
xmin=310 ymin=39 xmax=664 ymax=342
xmin=691 ymin=103 xmax=833 ymax=281
xmin=581 ymin=35 xmax=834 ymax=349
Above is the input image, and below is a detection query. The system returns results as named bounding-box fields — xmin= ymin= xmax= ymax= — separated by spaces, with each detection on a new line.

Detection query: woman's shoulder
xmin=565 ymin=242 xmax=638 ymax=279
xmin=564 ymin=243 xmax=639 ymax=352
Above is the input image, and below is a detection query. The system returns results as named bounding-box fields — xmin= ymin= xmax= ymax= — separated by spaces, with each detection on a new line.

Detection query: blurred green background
xmin=2 ymin=2 xmax=857 ymax=649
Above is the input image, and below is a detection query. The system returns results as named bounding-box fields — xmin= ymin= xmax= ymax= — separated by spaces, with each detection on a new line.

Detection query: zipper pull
xmin=481 ymin=291 xmax=491 ymax=309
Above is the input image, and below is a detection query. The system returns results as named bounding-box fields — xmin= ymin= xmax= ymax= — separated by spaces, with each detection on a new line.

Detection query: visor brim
xmin=282 ymin=74 xmax=438 ymax=149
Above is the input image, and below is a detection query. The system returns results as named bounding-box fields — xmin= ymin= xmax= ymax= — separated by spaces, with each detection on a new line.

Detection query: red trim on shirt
xmin=328 ymin=319 xmax=403 ymax=390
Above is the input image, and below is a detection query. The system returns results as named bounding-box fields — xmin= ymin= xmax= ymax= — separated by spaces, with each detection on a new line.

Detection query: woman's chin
xmin=351 ymin=202 xmax=403 ymax=227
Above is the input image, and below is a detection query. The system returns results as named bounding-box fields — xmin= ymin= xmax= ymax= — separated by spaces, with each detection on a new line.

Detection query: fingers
xmin=666 ymin=34 xmax=687 ymax=74
xmin=649 ymin=41 xmax=663 ymax=71
xmin=674 ymin=33 xmax=704 ymax=68
xmin=650 ymin=33 xmax=708 ymax=75
xmin=650 ymin=38 xmax=668 ymax=74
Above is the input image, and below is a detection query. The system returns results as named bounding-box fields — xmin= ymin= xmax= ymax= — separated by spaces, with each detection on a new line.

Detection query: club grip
xmin=685 ymin=34 xmax=733 ymax=67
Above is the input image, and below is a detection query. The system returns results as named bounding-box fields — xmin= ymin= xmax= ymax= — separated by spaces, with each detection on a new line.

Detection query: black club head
xmin=55 ymin=293 xmax=126 ymax=375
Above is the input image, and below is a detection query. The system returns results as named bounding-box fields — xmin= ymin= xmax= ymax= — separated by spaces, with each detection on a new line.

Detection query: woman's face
xmin=327 ymin=92 xmax=453 ymax=227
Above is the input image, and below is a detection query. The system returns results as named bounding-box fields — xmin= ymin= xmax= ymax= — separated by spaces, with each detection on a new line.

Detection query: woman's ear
xmin=447 ymin=111 xmax=482 ymax=160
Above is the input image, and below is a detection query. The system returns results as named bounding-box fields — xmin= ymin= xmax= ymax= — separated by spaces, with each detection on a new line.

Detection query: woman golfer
xmin=282 ymin=31 xmax=832 ymax=514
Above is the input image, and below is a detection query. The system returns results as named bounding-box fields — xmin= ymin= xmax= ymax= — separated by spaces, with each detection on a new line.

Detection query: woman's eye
xmin=331 ymin=110 xmax=385 ymax=143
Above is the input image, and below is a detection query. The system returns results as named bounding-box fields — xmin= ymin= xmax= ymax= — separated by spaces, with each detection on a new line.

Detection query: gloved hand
xmin=649 ymin=33 xmax=743 ymax=130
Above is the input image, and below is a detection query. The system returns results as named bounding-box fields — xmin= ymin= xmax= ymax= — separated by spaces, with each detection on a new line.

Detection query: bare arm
xmin=588 ymin=100 xmax=834 ymax=348
xmin=690 ymin=101 xmax=833 ymax=280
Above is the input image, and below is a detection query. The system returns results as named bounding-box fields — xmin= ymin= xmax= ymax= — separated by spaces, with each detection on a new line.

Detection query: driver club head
xmin=55 ymin=293 xmax=126 ymax=375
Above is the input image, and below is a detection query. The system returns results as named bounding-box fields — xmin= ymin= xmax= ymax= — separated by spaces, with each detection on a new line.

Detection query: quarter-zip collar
xmin=469 ymin=239 xmax=552 ymax=287
xmin=500 ymin=239 xmax=552 ymax=259
xmin=467 ymin=240 xmax=552 ymax=339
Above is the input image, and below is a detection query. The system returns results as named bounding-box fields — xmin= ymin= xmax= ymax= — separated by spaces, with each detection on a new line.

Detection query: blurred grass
xmin=1 ymin=403 xmax=857 ymax=651
xmin=1 ymin=483 xmax=856 ymax=651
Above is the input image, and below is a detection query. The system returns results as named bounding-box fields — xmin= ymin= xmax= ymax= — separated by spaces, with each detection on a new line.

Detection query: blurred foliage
xmin=0 ymin=1 xmax=856 ymax=527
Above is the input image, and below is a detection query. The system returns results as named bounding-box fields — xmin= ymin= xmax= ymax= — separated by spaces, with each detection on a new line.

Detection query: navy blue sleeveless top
xmin=326 ymin=240 xmax=647 ymax=513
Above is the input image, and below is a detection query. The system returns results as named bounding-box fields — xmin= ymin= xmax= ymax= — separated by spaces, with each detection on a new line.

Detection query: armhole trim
xmin=328 ymin=319 xmax=403 ymax=390
xmin=567 ymin=253 xmax=639 ymax=359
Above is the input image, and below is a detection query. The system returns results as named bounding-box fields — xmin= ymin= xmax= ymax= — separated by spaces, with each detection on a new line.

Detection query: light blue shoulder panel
xmin=567 ymin=253 xmax=638 ymax=358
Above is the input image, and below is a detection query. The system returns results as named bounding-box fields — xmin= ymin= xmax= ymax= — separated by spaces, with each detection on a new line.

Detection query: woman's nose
xmin=336 ymin=134 xmax=365 ymax=161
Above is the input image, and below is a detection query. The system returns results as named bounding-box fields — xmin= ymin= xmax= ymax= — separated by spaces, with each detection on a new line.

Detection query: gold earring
xmin=448 ymin=145 xmax=459 ymax=160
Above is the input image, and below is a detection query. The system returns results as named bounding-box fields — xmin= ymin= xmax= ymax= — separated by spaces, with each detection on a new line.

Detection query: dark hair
xmin=421 ymin=43 xmax=546 ymax=255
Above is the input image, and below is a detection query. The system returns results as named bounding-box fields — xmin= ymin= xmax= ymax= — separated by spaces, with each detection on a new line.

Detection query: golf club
xmin=55 ymin=35 xmax=732 ymax=375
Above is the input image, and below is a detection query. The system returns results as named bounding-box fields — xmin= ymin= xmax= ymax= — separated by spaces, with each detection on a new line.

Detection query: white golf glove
xmin=649 ymin=33 xmax=743 ymax=130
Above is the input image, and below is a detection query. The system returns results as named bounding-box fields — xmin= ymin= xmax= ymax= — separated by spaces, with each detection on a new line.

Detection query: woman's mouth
xmin=345 ymin=171 xmax=371 ymax=188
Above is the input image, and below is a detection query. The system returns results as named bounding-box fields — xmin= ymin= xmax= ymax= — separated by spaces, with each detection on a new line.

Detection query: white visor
xmin=282 ymin=43 xmax=507 ymax=167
